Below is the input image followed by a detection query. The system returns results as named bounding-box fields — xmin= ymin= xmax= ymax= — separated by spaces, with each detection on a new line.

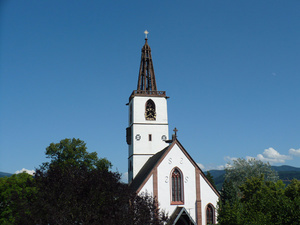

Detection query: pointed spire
xmin=137 ymin=33 xmax=157 ymax=91
xmin=129 ymin=32 xmax=166 ymax=101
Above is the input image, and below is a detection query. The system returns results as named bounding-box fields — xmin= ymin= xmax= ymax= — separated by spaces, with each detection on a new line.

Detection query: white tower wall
xmin=128 ymin=96 xmax=169 ymax=182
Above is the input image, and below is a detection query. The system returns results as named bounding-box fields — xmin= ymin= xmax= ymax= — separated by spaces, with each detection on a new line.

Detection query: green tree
xmin=130 ymin=192 xmax=168 ymax=225
xmin=219 ymin=179 xmax=238 ymax=205
xmin=284 ymin=179 xmax=300 ymax=223
xmin=31 ymin=164 xmax=125 ymax=224
xmin=218 ymin=176 xmax=300 ymax=225
xmin=218 ymin=158 xmax=281 ymax=225
xmin=41 ymin=138 xmax=112 ymax=171
xmin=224 ymin=158 xmax=278 ymax=198
xmin=206 ymin=171 xmax=217 ymax=189
xmin=285 ymin=178 xmax=300 ymax=200
xmin=239 ymin=176 xmax=285 ymax=224
xmin=217 ymin=178 xmax=241 ymax=225
xmin=225 ymin=158 xmax=279 ymax=182
xmin=27 ymin=138 xmax=167 ymax=225
xmin=0 ymin=172 xmax=36 ymax=224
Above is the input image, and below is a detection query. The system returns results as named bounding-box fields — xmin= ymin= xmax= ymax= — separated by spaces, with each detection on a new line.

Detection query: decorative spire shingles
xmin=129 ymin=32 xmax=166 ymax=101
xmin=137 ymin=36 xmax=157 ymax=91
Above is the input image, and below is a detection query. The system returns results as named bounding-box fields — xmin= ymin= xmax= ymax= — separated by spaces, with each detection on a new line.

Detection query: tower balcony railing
xmin=129 ymin=90 xmax=166 ymax=101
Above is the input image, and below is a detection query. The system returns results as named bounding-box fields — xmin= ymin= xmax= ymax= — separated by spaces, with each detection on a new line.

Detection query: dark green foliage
xmin=0 ymin=173 xmax=36 ymax=224
xmin=30 ymin=163 xmax=167 ymax=224
xmin=217 ymin=199 xmax=242 ymax=225
xmin=285 ymin=179 xmax=300 ymax=200
xmin=218 ymin=167 xmax=300 ymax=225
xmin=220 ymin=179 xmax=238 ymax=205
xmin=0 ymin=138 xmax=167 ymax=224
xmin=130 ymin=192 xmax=168 ymax=225
xmin=205 ymin=171 xmax=217 ymax=189
xmin=217 ymin=159 xmax=300 ymax=224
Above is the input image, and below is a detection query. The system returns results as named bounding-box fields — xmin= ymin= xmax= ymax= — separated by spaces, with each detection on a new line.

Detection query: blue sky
xmin=1 ymin=1 xmax=300 ymax=180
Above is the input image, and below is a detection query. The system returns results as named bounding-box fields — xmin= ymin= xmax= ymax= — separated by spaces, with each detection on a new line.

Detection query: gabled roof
xmin=129 ymin=145 xmax=169 ymax=191
xmin=167 ymin=207 xmax=197 ymax=225
xmin=129 ymin=138 xmax=220 ymax=197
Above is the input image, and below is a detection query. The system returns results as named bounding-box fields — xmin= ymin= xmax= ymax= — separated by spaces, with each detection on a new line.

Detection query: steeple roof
xmin=137 ymin=38 xmax=157 ymax=91
xmin=129 ymin=36 xmax=166 ymax=101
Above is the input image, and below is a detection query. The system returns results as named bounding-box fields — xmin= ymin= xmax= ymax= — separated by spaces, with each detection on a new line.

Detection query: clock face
xmin=135 ymin=134 xmax=141 ymax=141
xmin=145 ymin=108 xmax=156 ymax=120
xmin=161 ymin=135 xmax=167 ymax=141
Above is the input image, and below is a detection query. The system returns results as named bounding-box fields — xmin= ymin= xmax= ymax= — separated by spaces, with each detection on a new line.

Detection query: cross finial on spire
xmin=173 ymin=127 xmax=178 ymax=138
xmin=144 ymin=30 xmax=149 ymax=39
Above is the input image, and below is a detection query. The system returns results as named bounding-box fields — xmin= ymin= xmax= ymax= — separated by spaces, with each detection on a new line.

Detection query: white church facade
xmin=126 ymin=35 xmax=219 ymax=225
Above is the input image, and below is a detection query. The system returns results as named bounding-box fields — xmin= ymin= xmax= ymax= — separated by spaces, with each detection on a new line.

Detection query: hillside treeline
xmin=217 ymin=158 xmax=300 ymax=225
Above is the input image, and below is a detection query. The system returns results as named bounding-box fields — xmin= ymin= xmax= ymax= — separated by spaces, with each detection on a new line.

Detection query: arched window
xmin=206 ymin=204 xmax=215 ymax=225
xmin=145 ymin=99 xmax=156 ymax=121
xmin=171 ymin=168 xmax=183 ymax=204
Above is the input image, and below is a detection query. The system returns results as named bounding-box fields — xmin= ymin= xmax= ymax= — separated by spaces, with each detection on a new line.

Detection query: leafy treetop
xmin=0 ymin=173 xmax=36 ymax=224
xmin=42 ymin=138 xmax=111 ymax=171
xmin=218 ymin=176 xmax=300 ymax=225
xmin=221 ymin=158 xmax=279 ymax=203
xmin=225 ymin=158 xmax=279 ymax=183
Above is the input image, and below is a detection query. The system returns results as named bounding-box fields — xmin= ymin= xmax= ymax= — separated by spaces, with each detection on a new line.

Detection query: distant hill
xmin=0 ymin=171 xmax=13 ymax=178
xmin=2 ymin=165 xmax=299 ymax=186
xmin=206 ymin=165 xmax=300 ymax=191
xmin=272 ymin=165 xmax=300 ymax=172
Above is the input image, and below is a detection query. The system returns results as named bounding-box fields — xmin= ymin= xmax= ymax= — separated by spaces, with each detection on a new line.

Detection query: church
xmin=126 ymin=34 xmax=220 ymax=225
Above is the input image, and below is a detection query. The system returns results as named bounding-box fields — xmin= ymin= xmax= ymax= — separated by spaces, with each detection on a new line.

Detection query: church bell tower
xmin=127 ymin=33 xmax=169 ymax=183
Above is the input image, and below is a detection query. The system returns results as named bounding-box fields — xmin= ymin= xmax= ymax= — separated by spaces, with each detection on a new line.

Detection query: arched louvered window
xmin=171 ymin=168 xmax=183 ymax=204
xmin=145 ymin=99 xmax=156 ymax=121
xmin=206 ymin=204 xmax=214 ymax=225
